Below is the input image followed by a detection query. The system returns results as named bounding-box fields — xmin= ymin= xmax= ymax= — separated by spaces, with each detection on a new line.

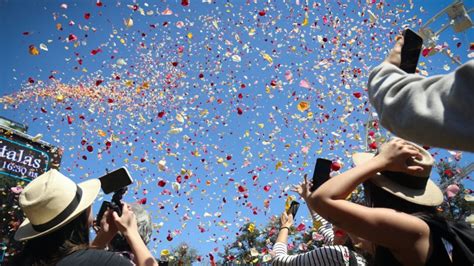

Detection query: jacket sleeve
xmin=368 ymin=60 xmax=474 ymax=152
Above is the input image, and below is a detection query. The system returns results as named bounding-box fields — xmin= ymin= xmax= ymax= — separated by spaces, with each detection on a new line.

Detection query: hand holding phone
xmin=96 ymin=167 xmax=133 ymax=223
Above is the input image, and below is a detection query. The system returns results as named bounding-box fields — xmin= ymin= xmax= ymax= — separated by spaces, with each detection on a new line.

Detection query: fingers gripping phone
xmin=287 ymin=201 xmax=300 ymax=218
xmin=399 ymin=29 xmax=423 ymax=73
xmin=96 ymin=167 xmax=133 ymax=223
xmin=310 ymin=158 xmax=332 ymax=192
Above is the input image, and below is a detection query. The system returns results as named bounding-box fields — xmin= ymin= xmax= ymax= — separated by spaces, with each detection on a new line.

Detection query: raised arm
xmin=275 ymin=212 xmax=294 ymax=245
xmin=291 ymin=176 xmax=334 ymax=245
xmin=308 ymin=139 xmax=430 ymax=253
xmin=368 ymin=36 xmax=474 ymax=152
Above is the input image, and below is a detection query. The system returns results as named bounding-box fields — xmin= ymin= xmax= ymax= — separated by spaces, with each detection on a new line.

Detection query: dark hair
xmin=11 ymin=210 xmax=90 ymax=266
xmin=363 ymin=181 xmax=442 ymax=265
xmin=363 ymin=181 xmax=437 ymax=215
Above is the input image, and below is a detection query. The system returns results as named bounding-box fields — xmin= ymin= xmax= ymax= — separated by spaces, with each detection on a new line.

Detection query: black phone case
xmin=96 ymin=201 xmax=111 ymax=224
xmin=99 ymin=167 xmax=133 ymax=194
xmin=399 ymin=29 xmax=423 ymax=73
xmin=311 ymin=158 xmax=332 ymax=192
xmin=288 ymin=201 xmax=300 ymax=217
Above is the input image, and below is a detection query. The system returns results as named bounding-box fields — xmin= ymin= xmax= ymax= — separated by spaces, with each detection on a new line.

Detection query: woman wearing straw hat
xmin=309 ymin=138 xmax=472 ymax=265
xmin=11 ymin=169 xmax=158 ymax=266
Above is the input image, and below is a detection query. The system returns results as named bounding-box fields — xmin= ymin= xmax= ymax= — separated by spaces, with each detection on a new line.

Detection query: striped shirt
xmin=272 ymin=242 xmax=353 ymax=266
xmin=271 ymin=213 xmax=367 ymax=266
xmin=313 ymin=213 xmax=334 ymax=245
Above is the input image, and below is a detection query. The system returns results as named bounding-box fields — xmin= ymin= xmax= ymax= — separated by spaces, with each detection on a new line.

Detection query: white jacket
xmin=368 ymin=60 xmax=474 ymax=152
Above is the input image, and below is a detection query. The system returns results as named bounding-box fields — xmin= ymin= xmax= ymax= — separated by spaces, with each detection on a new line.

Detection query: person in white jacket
xmin=368 ymin=35 xmax=474 ymax=152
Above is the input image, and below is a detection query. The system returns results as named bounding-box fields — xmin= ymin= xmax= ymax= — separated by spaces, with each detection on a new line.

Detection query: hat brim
xmin=352 ymin=153 xmax=443 ymax=206
xmin=14 ymin=179 xmax=101 ymax=241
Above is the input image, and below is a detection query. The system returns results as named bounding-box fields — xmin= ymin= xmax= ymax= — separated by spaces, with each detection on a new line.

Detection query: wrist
xmin=122 ymin=228 xmax=140 ymax=239
xmin=91 ymin=232 xmax=113 ymax=249
xmin=280 ymin=226 xmax=291 ymax=231
xmin=369 ymin=155 xmax=387 ymax=172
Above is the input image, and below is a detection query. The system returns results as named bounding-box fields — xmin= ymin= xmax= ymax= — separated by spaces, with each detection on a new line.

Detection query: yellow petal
xmin=160 ymin=249 xmax=170 ymax=256
xmin=261 ymin=52 xmax=273 ymax=64
xmin=302 ymin=15 xmax=309 ymax=26
xmin=297 ymin=101 xmax=310 ymax=112
xmin=285 ymin=195 xmax=296 ymax=212
xmin=29 ymin=45 xmax=40 ymax=56
xmin=56 ymin=94 xmax=64 ymax=102
xmin=275 ymin=161 xmax=283 ymax=170
xmin=313 ymin=220 xmax=323 ymax=230
xmin=97 ymin=129 xmax=107 ymax=137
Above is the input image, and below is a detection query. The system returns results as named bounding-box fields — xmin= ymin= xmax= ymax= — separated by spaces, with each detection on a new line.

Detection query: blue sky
xmin=1 ymin=0 xmax=473 ymax=261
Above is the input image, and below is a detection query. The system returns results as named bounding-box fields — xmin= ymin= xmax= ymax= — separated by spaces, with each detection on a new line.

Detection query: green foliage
xmin=436 ymin=161 xmax=471 ymax=221
xmin=219 ymin=222 xmax=266 ymax=264
xmin=168 ymin=242 xmax=200 ymax=266
xmin=218 ymin=216 xmax=325 ymax=264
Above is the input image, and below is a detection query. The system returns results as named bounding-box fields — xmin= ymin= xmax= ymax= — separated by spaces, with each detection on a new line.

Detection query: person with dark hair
xmin=271 ymin=177 xmax=369 ymax=266
xmin=368 ymin=35 xmax=474 ymax=152
xmin=309 ymin=138 xmax=474 ymax=265
xmin=10 ymin=169 xmax=158 ymax=266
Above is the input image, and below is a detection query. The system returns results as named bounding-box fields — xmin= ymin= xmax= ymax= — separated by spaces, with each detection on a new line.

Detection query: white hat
xmin=352 ymin=141 xmax=443 ymax=206
xmin=14 ymin=169 xmax=101 ymax=241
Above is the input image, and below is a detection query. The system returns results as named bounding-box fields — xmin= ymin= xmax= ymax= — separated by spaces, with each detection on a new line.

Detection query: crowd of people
xmin=7 ymin=35 xmax=474 ymax=265
xmin=269 ymin=36 xmax=474 ymax=266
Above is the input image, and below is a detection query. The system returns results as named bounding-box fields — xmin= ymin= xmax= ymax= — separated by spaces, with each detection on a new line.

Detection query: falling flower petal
xmin=28 ymin=45 xmax=39 ymax=55
xmin=297 ymin=101 xmax=310 ymax=112
xmin=124 ymin=17 xmax=134 ymax=28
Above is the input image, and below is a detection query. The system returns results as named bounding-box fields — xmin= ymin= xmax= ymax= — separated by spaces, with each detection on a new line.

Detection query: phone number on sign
xmin=1 ymin=161 xmax=38 ymax=179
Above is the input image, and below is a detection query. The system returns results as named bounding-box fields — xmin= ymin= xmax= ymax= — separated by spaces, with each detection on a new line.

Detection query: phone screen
xmin=99 ymin=167 xmax=133 ymax=194
xmin=310 ymin=158 xmax=332 ymax=192
xmin=399 ymin=29 xmax=423 ymax=73
xmin=287 ymin=201 xmax=300 ymax=217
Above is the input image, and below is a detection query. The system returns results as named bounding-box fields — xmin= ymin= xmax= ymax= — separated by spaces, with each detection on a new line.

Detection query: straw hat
xmin=352 ymin=141 xmax=443 ymax=206
xmin=14 ymin=169 xmax=101 ymax=241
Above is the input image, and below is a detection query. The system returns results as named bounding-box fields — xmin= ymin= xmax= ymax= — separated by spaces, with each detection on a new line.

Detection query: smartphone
xmin=99 ymin=167 xmax=133 ymax=194
xmin=399 ymin=29 xmax=423 ymax=73
xmin=95 ymin=201 xmax=111 ymax=227
xmin=310 ymin=158 xmax=332 ymax=192
xmin=287 ymin=201 xmax=300 ymax=217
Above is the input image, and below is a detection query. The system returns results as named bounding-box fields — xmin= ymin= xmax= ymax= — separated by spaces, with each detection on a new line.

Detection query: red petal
xmin=331 ymin=162 xmax=341 ymax=171
xmin=353 ymin=92 xmax=362 ymax=99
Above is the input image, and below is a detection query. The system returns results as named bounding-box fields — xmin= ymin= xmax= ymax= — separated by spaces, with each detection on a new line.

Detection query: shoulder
xmin=312 ymin=245 xmax=352 ymax=263
xmin=57 ymin=249 xmax=133 ymax=266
